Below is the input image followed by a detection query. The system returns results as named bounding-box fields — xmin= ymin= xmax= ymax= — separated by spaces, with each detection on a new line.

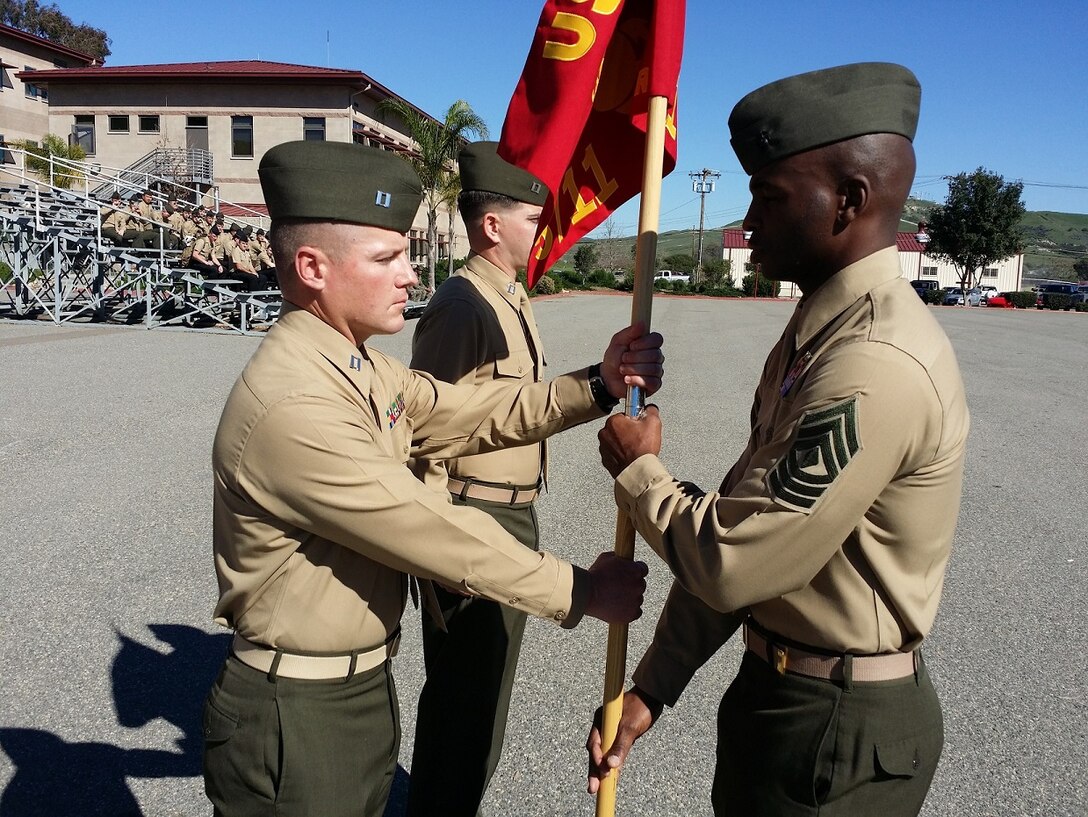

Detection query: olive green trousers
xmin=713 ymin=651 xmax=943 ymax=816
xmin=407 ymin=497 xmax=538 ymax=817
xmin=202 ymin=654 xmax=400 ymax=817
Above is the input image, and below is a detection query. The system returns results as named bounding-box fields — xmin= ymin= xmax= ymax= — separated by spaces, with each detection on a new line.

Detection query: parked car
xmin=986 ymin=294 xmax=1014 ymax=308
xmin=942 ymin=286 xmax=982 ymax=306
xmin=910 ymin=279 xmax=940 ymax=299
xmin=1036 ymin=282 xmax=1087 ymax=310
xmin=978 ymin=285 xmax=999 ymax=303
xmin=654 ymin=269 xmax=691 ymax=284
xmin=403 ymin=296 xmax=429 ymax=320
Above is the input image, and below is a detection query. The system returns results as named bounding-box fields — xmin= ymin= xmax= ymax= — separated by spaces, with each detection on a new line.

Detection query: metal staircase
xmin=89 ymin=147 xmax=214 ymax=200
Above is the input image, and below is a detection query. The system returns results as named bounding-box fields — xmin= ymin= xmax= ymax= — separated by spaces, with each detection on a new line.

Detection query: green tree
xmin=13 ymin=133 xmax=86 ymax=189
xmin=663 ymin=253 xmax=695 ymax=273
xmin=926 ymin=168 xmax=1026 ymax=298
xmin=742 ymin=264 xmax=779 ymax=297
xmin=376 ymin=98 xmax=488 ymax=294
xmin=701 ymin=258 xmax=733 ymax=289
xmin=1073 ymin=257 xmax=1088 ymax=280
xmin=1 ymin=0 xmax=110 ymax=60
xmin=573 ymin=243 xmax=598 ymax=283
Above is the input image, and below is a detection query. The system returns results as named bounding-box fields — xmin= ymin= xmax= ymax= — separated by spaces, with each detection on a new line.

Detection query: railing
xmin=1 ymin=155 xmax=280 ymax=334
xmin=89 ymin=147 xmax=215 ymax=199
xmin=0 ymin=145 xmax=266 ymax=229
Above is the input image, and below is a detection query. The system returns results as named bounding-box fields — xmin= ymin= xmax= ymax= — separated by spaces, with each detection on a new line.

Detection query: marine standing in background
xmin=407 ymin=142 xmax=562 ymax=817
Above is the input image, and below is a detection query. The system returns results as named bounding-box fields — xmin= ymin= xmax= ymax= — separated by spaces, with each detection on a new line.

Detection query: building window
xmin=1 ymin=135 xmax=14 ymax=164
xmin=921 ymin=266 xmax=938 ymax=277
xmin=108 ymin=115 xmax=130 ymax=133
xmin=303 ymin=117 xmax=326 ymax=141
xmin=187 ymin=116 xmax=208 ymax=128
xmin=982 ymin=267 xmax=998 ymax=278
xmin=73 ymin=115 xmax=96 ymax=155
xmin=409 ymin=230 xmax=427 ymax=266
xmin=23 ymin=67 xmax=47 ymax=100
xmin=231 ymin=116 xmax=253 ymax=158
xmin=139 ymin=115 xmax=160 ymax=134
xmin=1 ymin=64 xmax=13 ymax=92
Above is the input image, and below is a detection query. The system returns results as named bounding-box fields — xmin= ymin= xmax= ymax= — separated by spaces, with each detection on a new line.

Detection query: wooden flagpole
xmin=595 ymin=93 xmax=670 ymax=817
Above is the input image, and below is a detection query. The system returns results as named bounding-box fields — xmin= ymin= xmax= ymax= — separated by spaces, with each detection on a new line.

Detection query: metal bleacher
xmin=0 ymin=149 xmax=281 ymax=335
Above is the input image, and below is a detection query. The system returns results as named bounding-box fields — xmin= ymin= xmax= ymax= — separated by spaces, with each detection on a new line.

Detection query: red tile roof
xmin=17 ymin=59 xmax=370 ymax=83
xmin=0 ymin=22 xmax=99 ymax=65
xmin=218 ymin=203 xmax=268 ymax=218
xmin=15 ymin=58 xmax=441 ymax=126
xmin=896 ymin=232 xmax=930 ymax=252
xmin=722 ymin=228 xmax=750 ymax=249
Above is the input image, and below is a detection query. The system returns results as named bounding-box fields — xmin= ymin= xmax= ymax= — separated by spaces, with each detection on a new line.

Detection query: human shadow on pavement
xmin=0 ymin=623 xmax=229 ymax=816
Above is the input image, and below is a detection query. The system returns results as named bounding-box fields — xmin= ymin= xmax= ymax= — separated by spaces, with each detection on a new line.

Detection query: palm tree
xmin=375 ymin=98 xmax=488 ymax=294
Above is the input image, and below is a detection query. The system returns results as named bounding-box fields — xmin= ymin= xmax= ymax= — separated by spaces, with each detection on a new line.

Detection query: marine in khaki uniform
xmin=407 ymin=142 xmax=554 ymax=817
xmin=202 ymin=140 xmax=662 ymax=817
xmin=132 ymin=190 xmax=162 ymax=249
xmin=586 ymin=63 xmax=969 ymax=817
xmin=99 ymin=194 xmax=135 ymax=246
xmin=187 ymin=228 xmax=224 ymax=278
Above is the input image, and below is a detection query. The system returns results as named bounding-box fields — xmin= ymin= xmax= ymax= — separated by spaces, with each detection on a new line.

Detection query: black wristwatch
xmin=588 ymin=363 xmax=620 ymax=412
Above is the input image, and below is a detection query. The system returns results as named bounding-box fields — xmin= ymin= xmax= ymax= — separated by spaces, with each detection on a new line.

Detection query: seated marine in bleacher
xmin=100 ymin=193 xmax=138 ymax=247
xmin=231 ymin=232 xmax=273 ymax=291
xmin=187 ymin=225 xmax=226 ymax=279
xmin=130 ymin=193 xmax=163 ymax=250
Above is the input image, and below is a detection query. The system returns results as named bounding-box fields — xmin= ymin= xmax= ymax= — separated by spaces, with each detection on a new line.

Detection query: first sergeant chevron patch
xmin=767 ymin=395 xmax=862 ymax=513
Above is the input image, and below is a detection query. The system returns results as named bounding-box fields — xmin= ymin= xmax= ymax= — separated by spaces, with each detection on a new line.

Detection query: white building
xmin=722 ymin=227 xmax=1025 ymax=297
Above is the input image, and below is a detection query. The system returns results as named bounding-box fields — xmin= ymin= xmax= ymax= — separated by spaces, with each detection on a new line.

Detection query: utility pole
xmin=689 ymin=168 xmax=720 ymax=285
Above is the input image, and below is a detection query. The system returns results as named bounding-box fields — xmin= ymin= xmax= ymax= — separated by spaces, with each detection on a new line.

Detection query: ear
xmin=481 ymin=211 xmax=502 ymax=244
xmin=293 ymin=245 xmax=330 ymax=293
xmin=837 ymin=175 xmax=871 ymax=228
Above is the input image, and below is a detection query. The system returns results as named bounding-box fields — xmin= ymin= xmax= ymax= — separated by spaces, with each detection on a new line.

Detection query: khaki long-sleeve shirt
xmin=212 ymin=304 xmax=604 ymax=653
xmin=410 ymin=254 xmax=545 ymax=488
xmin=627 ymin=247 xmax=969 ymax=706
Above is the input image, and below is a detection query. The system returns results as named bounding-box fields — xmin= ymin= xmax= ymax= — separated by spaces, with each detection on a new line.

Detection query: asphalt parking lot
xmin=0 ymin=296 xmax=1085 ymax=816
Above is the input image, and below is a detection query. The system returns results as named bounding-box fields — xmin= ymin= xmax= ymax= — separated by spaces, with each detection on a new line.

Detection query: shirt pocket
xmin=493 ymin=347 xmax=535 ymax=380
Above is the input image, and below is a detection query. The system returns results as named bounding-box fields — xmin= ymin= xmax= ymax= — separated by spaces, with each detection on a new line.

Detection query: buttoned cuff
xmin=613 ymin=453 xmax=671 ymax=515
xmin=554 ymin=366 xmax=609 ymax=426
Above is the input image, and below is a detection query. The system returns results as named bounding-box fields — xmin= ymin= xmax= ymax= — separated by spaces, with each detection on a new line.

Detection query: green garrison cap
xmin=458 ymin=141 xmax=548 ymax=206
xmin=728 ymin=62 xmax=921 ymax=175
xmin=259 ymin=141 xmax=422 ymax=232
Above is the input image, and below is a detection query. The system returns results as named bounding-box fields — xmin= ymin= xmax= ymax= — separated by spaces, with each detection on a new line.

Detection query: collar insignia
xmin=349 ymin=354 xmax=363 ymax=371
xmin=386 ymin=392 xmax=406 ymax=429
xmin=507 ymin=283 xmax=517 ymax=295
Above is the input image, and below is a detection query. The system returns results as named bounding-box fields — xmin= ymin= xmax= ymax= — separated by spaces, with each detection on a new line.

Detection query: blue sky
xmin=56 ymin=0 xmax=1088 ymax=236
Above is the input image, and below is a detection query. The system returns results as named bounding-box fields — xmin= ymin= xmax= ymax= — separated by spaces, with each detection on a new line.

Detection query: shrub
xmin=1075 ymin=300 xmax=1088 ymax=313
xmin=924 ymin=288 xmax=946 ymax=305
xmin=588 ymin=268 xmax=617 ymax=288
xmin=534 ymin=275 xmax=557 ymax=295
xmin=1045 ymin=294 xmax=1072 ymax=311
xmin=0 ymin=261 xmax=11 ymax=284
xmin=1003 ymin=291 xmax=1036 ymax=309
xmin=741 ymin=273 xmax=780 ymax=297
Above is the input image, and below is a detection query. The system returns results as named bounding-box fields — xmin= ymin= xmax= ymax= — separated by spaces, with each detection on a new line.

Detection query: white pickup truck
xmin=653 ymin=269 xmax=691 ymax=284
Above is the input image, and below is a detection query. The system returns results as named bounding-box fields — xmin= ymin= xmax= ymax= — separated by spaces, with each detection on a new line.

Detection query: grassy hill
xmin=566 ymin=197 xmax=1087 ymax=281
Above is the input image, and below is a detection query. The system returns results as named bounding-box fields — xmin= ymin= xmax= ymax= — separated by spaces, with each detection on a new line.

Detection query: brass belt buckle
xmin=774 ymin=645 xmax=788 ymax=675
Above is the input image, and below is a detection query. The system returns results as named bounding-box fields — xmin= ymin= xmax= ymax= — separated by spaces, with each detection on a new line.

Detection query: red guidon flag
xmin=499 ymin=0 xmax=685 ymax=288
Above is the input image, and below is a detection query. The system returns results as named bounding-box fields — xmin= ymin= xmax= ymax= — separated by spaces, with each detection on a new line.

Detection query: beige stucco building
xmin=0 ymin=23 xmax=97 ymax=148
xmin=4 ymin=44 xmax=465 ymax=268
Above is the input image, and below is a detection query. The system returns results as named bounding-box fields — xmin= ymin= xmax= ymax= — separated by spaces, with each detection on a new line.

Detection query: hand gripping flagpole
xmin=596 ymin=93 xmax=669 ymax=817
